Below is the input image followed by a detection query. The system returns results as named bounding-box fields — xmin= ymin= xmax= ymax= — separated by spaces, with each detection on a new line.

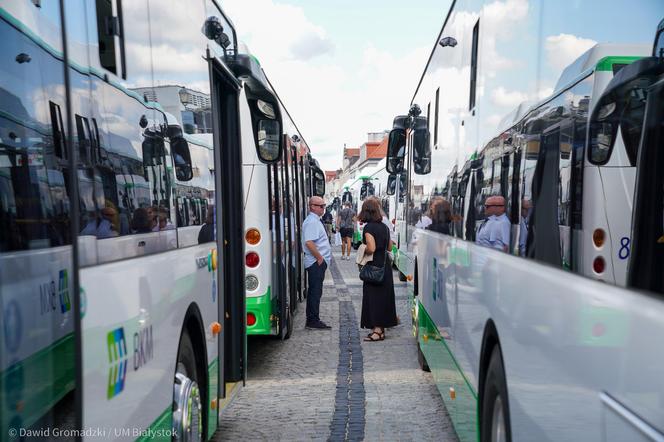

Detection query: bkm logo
xmin=39 ymin=269 xmax=71 ymax=315
xmin=107 ymin=327 xmax=128 ymax=399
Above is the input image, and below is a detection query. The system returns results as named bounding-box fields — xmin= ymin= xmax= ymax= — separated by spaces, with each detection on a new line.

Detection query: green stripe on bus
xmin=1 ymin=334 xmax=75 ymax=432
xmin=417 ymin=301 xmax=477 ymax=442
xmin=595 ymin=56 xmax=642 ymax=71
xmin=207 ymin=358 xmax=219 ymax=439
xmin=246 ymin=286 xmax=275 ymax=335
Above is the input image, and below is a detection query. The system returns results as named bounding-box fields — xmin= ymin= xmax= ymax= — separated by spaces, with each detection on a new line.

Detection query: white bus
xmin=385 ymin=2 xmax=664 ymax=441
xmin=242 ymin=77 xmax=325 ymax=339
xmin=0 ymin=1 xmax=309 ymax=440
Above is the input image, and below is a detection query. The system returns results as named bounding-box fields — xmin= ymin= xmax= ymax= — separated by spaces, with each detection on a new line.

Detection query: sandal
xmin=363 ymin=331 xmax=384 ymax=342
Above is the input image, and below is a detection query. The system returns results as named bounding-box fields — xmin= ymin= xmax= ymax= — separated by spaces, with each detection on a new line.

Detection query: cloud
xmin=221 ymin=0 xmax=334 ymax=63
xmin=290 ymin=32 xmax=335 ymax=61
xmin=217 ymin=0 xmax=435 ymax=171
xmin=545 ymin=34 xmax=597 ymax=72
xmin=491 ymin=86 xmax=528 ymax=107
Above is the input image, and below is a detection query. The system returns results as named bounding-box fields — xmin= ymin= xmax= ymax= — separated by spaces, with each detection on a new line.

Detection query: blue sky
xmin=222 ymin=0 xmax=452 ymax=170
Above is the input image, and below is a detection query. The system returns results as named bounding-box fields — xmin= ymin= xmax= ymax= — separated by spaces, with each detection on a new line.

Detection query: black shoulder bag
xmin=359 ymin=224 xmax=389 ymax=285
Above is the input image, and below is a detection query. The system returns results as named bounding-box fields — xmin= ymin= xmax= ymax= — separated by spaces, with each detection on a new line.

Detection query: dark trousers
xmin=306 ymin=261 xmax=327 ymax=323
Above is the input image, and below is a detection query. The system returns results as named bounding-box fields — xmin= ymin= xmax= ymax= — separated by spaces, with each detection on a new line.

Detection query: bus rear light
xmin=247 ymin=313 xmax=256 ymax=326
xmin=593 ymin=229 xmax=606 ymax=248
xmin=246 ymin=252 xmax=260 ymax=268
xmin=245 ymin=275 xmax=259 ymax=291
xmin=246 ymin=228 xmax=261 ymax=245
xmin=593 ymin=256 xmax=605 ymax=274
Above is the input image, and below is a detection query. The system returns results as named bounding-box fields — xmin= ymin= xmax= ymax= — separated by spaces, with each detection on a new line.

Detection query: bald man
xmin=476 ymin=195 xmax=511 ymax=252
xmin=302 ymin=196 xmax=332 ymax=329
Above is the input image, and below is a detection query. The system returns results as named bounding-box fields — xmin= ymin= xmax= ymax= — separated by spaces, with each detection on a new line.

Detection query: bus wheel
xmin=481 ymin=347 xmax=511 ymax=442
xmin=173 ymin=332 xmax=203 ymax=441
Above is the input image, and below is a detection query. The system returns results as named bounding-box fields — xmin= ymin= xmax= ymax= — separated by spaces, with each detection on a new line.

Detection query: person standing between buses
xmin=476 ymin=195 xmax=511 ymax=252
xmin=337 ymin=201 xmax=356 ymax=260
xmin=359 ymin=197 xmax=398 ymax=341
xmin=302 ymin=196 xmax=332 ymax=329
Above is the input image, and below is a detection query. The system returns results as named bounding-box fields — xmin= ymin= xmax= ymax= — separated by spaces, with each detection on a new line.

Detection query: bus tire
xmin=480 ymin=347 xmax=512 ymax=442
xmin=173 ymin=332 xmax=204 ymax=441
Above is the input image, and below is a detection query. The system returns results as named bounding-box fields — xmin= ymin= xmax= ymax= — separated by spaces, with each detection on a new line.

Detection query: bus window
xmin=619 ymin=88 xmax=648 ymax=166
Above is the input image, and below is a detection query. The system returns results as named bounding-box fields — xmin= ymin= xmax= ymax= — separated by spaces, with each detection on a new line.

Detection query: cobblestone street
xmin=216 ymin=246 xmax=457 ymax=441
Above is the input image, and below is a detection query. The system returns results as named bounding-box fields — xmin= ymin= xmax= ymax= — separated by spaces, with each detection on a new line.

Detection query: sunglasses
xmin=311 ymin=204 xmax=326 ymax=208
xmin=485 ymin=204 xmax=504 ymax=207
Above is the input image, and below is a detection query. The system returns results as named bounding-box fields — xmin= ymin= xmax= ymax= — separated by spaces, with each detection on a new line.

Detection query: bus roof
xmin=553 ymin=43 xmax=650 ymax=94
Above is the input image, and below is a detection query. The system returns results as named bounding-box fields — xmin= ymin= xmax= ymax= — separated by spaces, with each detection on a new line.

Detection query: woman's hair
xmin=431 ymin=198 xmax=452 ymax=225
xmin=358 ymin=197 xmax=382 ymax=223
xmin=428 ymin=196 xmax=444 ymax=217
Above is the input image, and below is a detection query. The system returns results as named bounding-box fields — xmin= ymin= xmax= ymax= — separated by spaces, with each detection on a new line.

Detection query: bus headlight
xmin=245 ymin=275 xmax=259 ymax=291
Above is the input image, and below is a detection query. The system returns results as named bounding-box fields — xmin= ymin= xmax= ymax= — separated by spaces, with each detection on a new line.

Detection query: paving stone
xmin=214 ymin=246 xmax=457 ymax=441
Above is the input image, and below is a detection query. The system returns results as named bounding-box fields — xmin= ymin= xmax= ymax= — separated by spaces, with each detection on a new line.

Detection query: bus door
xmin=280 ymin=146 xmax=294 ymax=338
xmin=526 ymin=129 xmax=560 ymax=264
xmin=283 ymin=142 xmax=298 ymax=315
xmin=209 ymin=60 xmax=245 ymax=390
xmin=268 ymin=160 xmax=288 ymax=339
xmin=290 ymin=146 xmax=304 ymax=304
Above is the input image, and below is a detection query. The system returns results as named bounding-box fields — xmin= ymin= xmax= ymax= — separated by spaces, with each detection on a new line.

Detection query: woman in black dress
xmin=359 ymin=197 xmax=397 ymax=341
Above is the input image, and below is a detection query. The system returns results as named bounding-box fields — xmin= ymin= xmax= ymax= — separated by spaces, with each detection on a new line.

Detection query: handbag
xmin=359 ymin=224 xmax=389 ymax=285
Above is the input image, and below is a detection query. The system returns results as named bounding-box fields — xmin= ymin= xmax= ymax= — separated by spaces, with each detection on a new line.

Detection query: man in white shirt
xmin=302 ymin=196 xmax=332 ymax=329
xmin=476 ymin=195 xmax=511 ymax=252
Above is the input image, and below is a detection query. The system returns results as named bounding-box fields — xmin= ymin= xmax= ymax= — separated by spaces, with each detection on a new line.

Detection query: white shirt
xmin=302 ymin=212 xmax=332 ymax=267
xmin=476 ymin=213 xmax=511 ymax=251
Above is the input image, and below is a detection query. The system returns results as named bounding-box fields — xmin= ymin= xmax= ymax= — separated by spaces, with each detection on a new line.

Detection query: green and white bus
xmin=243 ymin=81 xmax=325 ymax=338
xmin=386 ymin=1 xmax=664 ymax=441
xmin=0 ymin=1 xmax=314 ymax=440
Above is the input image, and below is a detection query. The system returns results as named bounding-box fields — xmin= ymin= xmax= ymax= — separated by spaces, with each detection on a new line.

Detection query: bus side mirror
xmin=386 ymin=128 xmax=406 ymax=174
xmin=142 ymin=134 xmax=165 ymax=166
xmin=171 ymin=137 xmax=193 ymax=181
xmin=251 ymin=99 xmax=282 ymax=163
xmin=312 ymin=167 xmax=325 ymax=197
xmin=386 ymin=174 xmax=396 ymax=195
xmin=413 ymin=117 xmax=431 ymax=175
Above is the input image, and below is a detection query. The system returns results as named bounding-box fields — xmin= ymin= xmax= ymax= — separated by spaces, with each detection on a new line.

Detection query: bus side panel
xmin=416 ymin=231 xmax=478 ymax=442
xmin=81 ymin=244 xmax=218 ymax=439
xmin=415 ymin=226 xmax=664 ymax=440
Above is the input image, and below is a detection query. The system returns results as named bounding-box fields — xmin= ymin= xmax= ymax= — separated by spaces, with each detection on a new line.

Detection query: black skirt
xmin=360 ymin=256 xmax=398 ymax=329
